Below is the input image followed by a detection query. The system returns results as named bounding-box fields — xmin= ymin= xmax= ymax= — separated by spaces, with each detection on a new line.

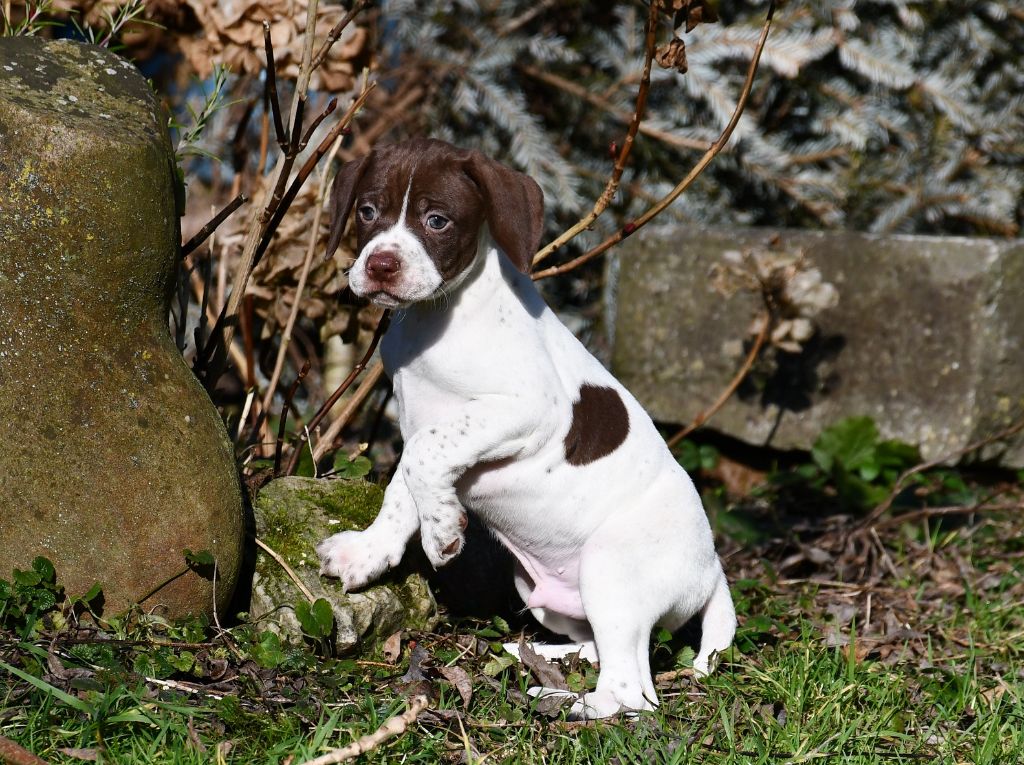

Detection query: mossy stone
xmin=252 ymin=477 xmax=437 ymax=652
xmin=0 ymin=38 xmax=243 ymax=617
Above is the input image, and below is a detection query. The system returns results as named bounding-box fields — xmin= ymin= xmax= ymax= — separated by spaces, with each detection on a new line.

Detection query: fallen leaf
xmin=59 ymin=749 xmax=100 ymax=762
xmin=382 ymin=631 xmax=402 ymax=664
xmin=517 ymin=637 xmax=569 ymax=691
xmin=437 ymin=665 xmax=473 ymax=709
xmin=401 ymin=644 xmax=430 ymax=683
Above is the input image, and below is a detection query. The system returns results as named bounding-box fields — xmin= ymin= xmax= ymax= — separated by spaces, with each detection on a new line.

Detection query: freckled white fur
xmin=320 ymin=225 xmax=735 ymax=720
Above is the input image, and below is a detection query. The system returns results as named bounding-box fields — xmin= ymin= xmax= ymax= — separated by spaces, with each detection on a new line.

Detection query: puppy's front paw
xmin=419 ymin=505 xmax=468 ymax=569
xmin=316 ymin=530 xmax=393 ymax=592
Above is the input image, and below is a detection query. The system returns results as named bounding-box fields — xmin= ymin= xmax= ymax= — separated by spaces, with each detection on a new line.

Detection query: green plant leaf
xmin=295 ymin=598 xmax=334 ymax=639
xmin=333 ymin=454 xmax=373 ymax=479
xmin=812 ymin=416 xmax=879 ymax=474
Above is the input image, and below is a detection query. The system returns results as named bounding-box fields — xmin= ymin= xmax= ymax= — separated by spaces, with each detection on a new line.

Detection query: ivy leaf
xmin=333 ymin=454 xmax=372 ymax=479
xmin=295 ymin=598 xmax=334 ymax=640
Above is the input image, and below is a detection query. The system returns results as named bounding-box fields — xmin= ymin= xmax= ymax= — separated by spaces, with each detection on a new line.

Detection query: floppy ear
xmin=463 ymin=152 xmax=545 ymax=274
xmin=324 ymin=154 xmax=370 ymax=261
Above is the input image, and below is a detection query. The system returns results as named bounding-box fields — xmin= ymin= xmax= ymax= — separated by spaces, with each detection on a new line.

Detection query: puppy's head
xmin=325 ymin=138 xmax=544 ymax=308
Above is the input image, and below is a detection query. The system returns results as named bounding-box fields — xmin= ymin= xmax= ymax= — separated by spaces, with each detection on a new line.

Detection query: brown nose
xmin=365 ymin=250 xmax=401 ymax=282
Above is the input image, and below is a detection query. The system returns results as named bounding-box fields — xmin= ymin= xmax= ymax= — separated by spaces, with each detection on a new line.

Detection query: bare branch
xmin=180 ymin=193 xmax=247 ymax=257
xmin=533 ymin=1 xmax=777 ymax=281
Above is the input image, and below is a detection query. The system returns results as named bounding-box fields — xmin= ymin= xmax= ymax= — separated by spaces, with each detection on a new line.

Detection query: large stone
xmin=252 ymin=477 xmax=437 ymax=652
xmin=0 ymin=38 xmax=243 ymax=616
xmin=611 ymin=226 xmax=1024 ymax=465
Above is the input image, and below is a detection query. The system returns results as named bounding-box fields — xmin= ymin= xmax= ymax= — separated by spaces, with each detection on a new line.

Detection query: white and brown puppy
xmin=316 ymin=138 xmax=735 ymax=719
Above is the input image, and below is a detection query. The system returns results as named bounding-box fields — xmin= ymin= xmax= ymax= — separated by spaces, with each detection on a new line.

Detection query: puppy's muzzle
xmin=364 ymin=249 xmax=402 ymax=285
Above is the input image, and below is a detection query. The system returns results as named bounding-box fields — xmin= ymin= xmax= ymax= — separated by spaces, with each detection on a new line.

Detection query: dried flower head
xmin=710 ymin=244 xmax=839 ymax=353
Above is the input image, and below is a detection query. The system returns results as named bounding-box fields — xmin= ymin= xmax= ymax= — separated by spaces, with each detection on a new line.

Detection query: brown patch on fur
xmin=563 ymin=384 xmax=630 ymax=466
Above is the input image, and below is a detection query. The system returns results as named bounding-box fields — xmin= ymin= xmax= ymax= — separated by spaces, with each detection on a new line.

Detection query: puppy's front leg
xmin=401 ymin=403 xmax=537 ymax=569
xmin=316 ymin=470 xmax=419 ymax=591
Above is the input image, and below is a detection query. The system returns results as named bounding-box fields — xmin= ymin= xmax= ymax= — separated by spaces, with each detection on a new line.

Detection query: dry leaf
xmin=655 ymin=37 xmax=688 ymax=74
xmin=437 ymin=665 xmax=474 ymax=710
xmin=517 ymin=637 xmax=569 ymax=691
xmin=382 ymin=631 xmax=403 ymax=664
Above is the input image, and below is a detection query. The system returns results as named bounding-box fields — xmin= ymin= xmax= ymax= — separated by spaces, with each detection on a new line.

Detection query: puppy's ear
xmin=325 ymin=154 xmax=370 ymax=261
xmin=463 ymin=152 xmax=544 ymax=274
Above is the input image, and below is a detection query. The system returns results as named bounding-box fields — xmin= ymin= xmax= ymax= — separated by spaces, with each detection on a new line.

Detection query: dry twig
xmin=859 ymin=415 xmax=1024 ymax=530
xmin=533 ymin=1 xmax=777 ymax=281
xmin=665 ymin=311 xmax=770 ymax=448
xmin=531 ymin=0 xmax=663 ymax=267
xmin=254 ymin=537 xmax=316 ymax=604
xmin=0 ymin=736 xmax=49 ymax=765
xmin=283 ymin=312 xmax=391 ymax=476
xmin=312 ymin=361 xmax=386 ymax=463
xmin=297 ymin=695 xmax=429 ymax=765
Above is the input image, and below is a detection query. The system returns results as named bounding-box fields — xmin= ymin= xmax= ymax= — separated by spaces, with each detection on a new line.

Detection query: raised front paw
xmin=419 ymin=505 xmax=468 ymax=569
xmin=316 ymin=530 xmax=396 ymax=592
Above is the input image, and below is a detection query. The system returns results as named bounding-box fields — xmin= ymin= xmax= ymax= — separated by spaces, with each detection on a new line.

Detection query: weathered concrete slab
xmin=611 ymin=226 xmax=1024 ymax=465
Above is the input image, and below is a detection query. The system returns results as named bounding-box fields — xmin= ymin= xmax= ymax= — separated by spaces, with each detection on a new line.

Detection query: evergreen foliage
xmin=384 ymin=0 xmax=1024 ymax=239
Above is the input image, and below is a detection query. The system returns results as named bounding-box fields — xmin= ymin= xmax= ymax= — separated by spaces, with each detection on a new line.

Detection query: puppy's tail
xmin=694 ymin=568 xmax=736 ymax=677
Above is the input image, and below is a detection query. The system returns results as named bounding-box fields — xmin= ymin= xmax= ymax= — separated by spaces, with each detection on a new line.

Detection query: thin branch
xmin=531 ymin=0 xmax=663 ymax=268
xmin=312 ymin=361 xmax=385 ymax=463
xmin=284 ymin=311 xmax=390 ymax=476
xmin=300 ymin=97 xmax=338 ymax=151
xmin=274 ymin=360 xmax=312 ymax=475
xmin=297 ymin=695 xmax=429 ymax=765
xmin=859 ymin=414 xmax=1024 ymax=529
xmin=262 ymin=134 xmax=345 ymax=420
xmin=533 ymin=1 xmax=777 ymax=281
xmin=665 ymin=311 xmax=770 ymax=449
xmin=0 ymin=736 xmax=50 ymax=765
xmin=254 ymin=537 xmax=316 ymax=604
xmin=263 ymin=21 xmax=287 ymax=149
xmin=197 ymin=81 xmax=375 ymax=381
xmin=181 ymin=193 xmax=247 ymax=257
xmin=311 ymin=0 xmax=369 ymax=72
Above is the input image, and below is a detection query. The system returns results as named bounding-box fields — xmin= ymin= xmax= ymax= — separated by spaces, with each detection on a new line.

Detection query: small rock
xmin=251 ymin=477 xmax=437 ymax=653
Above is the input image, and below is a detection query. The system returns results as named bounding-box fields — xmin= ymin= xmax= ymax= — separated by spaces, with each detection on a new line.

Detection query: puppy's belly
xmin=492 ymin=529 xmax=586 ymax=620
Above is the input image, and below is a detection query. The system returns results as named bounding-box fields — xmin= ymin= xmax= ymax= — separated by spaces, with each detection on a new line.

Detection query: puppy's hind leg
xmin=693 ymin=568 xmax=736 ymax=676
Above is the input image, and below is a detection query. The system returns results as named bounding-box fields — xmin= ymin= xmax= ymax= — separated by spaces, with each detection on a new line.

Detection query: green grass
xmin=3 ymin=508 xmax=1022 ymax=764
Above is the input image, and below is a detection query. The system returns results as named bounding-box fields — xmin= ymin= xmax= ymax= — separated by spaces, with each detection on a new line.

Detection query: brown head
xmin=325 ymin=138 xmax=544 ymax=308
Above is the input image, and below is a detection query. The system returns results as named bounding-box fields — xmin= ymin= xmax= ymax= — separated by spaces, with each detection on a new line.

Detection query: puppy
xmin=316 ymin=138 xmax=735 ymax=719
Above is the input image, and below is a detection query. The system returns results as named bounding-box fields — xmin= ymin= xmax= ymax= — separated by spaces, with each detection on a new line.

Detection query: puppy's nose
xmin=365 ymin=250 xmax=401 ymax=282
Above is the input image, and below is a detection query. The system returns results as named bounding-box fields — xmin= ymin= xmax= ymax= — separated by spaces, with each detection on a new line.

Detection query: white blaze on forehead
xmin=347 ymin=170 xmax=446 ymax=307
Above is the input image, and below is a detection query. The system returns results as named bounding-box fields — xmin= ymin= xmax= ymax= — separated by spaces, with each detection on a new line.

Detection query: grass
xmin=2 ymin=501 xmax=1022 ymax=764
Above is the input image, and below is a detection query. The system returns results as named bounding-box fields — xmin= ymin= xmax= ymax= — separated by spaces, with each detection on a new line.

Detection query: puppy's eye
xmin=357 ymin=205 xmax=377 ymax=222
xmin=426 ymin=214 xmax=450 ymax=231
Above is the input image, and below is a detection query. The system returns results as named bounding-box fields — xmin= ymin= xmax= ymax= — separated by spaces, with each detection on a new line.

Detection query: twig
xmin=274 ymin=360 xmax=312 ymax=475
xmin=300 ymin=97 xmax=338 ymax=151
xmin=254 ymin=537 xmax=316 ymax=604
xmin=181 ymin=193 xmax=247 ymax=257
xmin=533 ymin=1 xmax=777 ymax=281
xmin=531 ymin=0 xmax=663 ymax=268
xmin=262 ymin=135 xmax=345 ymax=419
xmin=197 ymin=81 xmax=376 ymax=381
xmin=284 ymin=311 xmax=391 ymax=476
xmin=666 ymin=311 xmax=770 ymax=448
xmin=311 ymin=0 xmax=369 ymax=72
xmin=297 ymin=695 xmax=429 ymax=765
xmin=0 ymin=736 xmax=50 ymax=765
xmin=263 ymin=21 xmax=288 ymax=149
xmin=859 ymin=414 xmax=1024 ymax=529
xmin=521 ymin=65 xmax=708 ymax=168
xmin=312 ymin=361 xmax=385 ymax=463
